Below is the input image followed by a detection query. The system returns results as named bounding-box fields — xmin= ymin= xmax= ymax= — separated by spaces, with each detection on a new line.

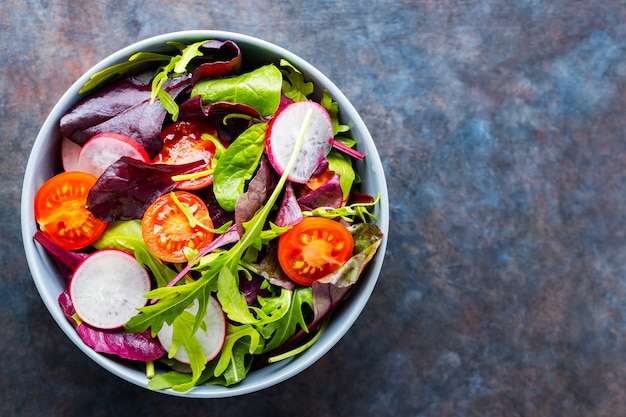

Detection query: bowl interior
xmin=21 ymin=30 xmax=389 ymax=398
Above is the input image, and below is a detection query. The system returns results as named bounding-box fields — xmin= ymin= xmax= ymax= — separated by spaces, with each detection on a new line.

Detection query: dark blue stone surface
xmin=3 ymin=1 xmax=626 ymax=416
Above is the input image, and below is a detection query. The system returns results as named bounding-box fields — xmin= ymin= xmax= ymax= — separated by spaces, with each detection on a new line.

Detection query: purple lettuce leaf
xmin=297 ymin=173 xmax=344 ymax=211
xmin=278 ymin=94 xmax=294 ymax=111
xmin=239 ymin=273 xmax=271 ymax=306
xmin=86 ymin=156 xmax=205 ymax=221
xmin=190 ymin=40 xmax=242 ymax=85
xmin=250 ymin=241 xmax=296 ymax=291
xmin=60 ymin=73 xmax=152 ymax=138
xmin=33 ymin=231 xmax=89 ymax=280
xmin=59 ymin=289 xmax=165 ymax=362
xmin=234 ymin=157 xmax=277 ymax=236
xmin=274 ymin=182 xmax=302 ymax=227
xmin=195 ymin=186 xmax=235 ymax=229
xmin=60 ymin=73 xmax=191 ymax=158
xmin=76 ymin=326 xmax=166 ymax=362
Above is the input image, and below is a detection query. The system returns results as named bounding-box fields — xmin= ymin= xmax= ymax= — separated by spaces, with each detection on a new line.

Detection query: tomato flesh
xmin=142 ymin=191 xmax=214 ymax=263
xmin=278 ymin=217 xmax=354 ymax=286
xmin=305 ymin=167 xmax=335 ymax=191
xmin=34 ymin=171 xmax=107 ymax=251
xmin=155 ymin=121 xmax=220 ymax=190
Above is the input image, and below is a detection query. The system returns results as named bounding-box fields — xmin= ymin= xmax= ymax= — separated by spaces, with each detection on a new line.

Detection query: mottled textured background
xmin=2 ymin=1 xmax=626 ymax=416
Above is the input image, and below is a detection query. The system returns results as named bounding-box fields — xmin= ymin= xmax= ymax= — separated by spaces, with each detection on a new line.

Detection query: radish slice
xmin=157 ymin=296 xmax=226 ymax=364
xmin=76 ymin=132 xmax=151 ymax=177
xmin=61 ymin=136 xmax=81 ymax=172
xmin=69 ymin=249 xmax=151 ymax=329
xmin=266 ymin=101 xmax=333 ymax=183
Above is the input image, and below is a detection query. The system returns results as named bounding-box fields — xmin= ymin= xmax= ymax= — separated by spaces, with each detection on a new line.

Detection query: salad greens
xmin=191 ymin=65 xmax=283 ymax=116
xmin=213 ymin=122 xmax=268 ymax=211
xmin=39 ymin=38 xmax=383 ymax=392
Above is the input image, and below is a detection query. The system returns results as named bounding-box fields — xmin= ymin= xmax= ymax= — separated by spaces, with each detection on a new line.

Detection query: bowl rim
xmin=21 ymin=30 xmax=389 ymax=398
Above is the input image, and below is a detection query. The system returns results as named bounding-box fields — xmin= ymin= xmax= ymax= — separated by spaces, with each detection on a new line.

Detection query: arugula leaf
xmin=191 ymin=64 xmax=283 ymax=116
xmin=252 ymin=287 xmax=293 ymax=326
xmin=79 ymin=52 xmax=173 ymax=94
xmin=168 ymin=310 xmax=207 ymax=392
xmin=213 ymin=123 xmax=268 ymax=211
xmin=150 ymin=40 xmax=207 ymax=103
xmin=147 ymin=370 xmax=194 ymax=391
xmin=268 ymin=320 xmax=326 ymax=363
xmin=216 ymin=267 xmax=258 ymax=324
xmin=125 ymin=265 xmax=221 ymax=335
xmin=212 ymin=322 xmax=263 ymax=385
xmin=302 ymin=194 xmax=380 ymax=223
xmin=260 ymin=287 xmax=312 ymax=353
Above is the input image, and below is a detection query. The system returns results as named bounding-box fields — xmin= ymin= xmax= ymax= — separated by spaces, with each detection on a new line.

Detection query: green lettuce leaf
xmin=279 ymin=59 xmax=314 ymax=102
xmin=326 ymin=150 xmax=355 ymax=201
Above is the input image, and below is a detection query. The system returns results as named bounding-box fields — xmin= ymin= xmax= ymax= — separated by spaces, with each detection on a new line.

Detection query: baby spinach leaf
xmin=234 ymin=157 xmax=277 ymax=235
xmin=191 ymin=64 xmax=282 ymax=116
xmin=213 ymin=123 xmax=268 ymax=211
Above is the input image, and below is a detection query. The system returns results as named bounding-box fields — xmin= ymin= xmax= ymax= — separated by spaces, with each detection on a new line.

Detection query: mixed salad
xmin=33 ymin=39 xmax=383 ymax=392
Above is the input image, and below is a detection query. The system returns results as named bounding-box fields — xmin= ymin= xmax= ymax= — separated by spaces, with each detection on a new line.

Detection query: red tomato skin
xmin=155 ymin=121 xmax=220 ymax=190
xmin=277 ymin=217 xmax=354 ymax=286
xmin=34 ymin=171 xmax=107 ymax=251
xmin=141 ymin=191 xmax=215 ymax=263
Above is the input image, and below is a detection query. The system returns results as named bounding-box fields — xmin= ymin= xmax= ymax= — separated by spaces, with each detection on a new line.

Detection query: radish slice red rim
xmin=61 ymin=136 xmax=81 ymax=172
xmin=69 ymin=249 xmax=151 ymax=329
xmin=157 ymin=296 xmax=226 ymax=364
xmin=76 ymin=132 xmax=151 ymax=177
xmin=266 ymin=101 xmax=334 ymax=184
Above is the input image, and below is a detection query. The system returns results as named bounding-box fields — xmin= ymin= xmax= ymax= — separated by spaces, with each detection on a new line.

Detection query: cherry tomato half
xmin=154 ymin=121 xmax=220 ymax=190
xmin=34 ymin=171 xmax=107 ymax=251
xmin=277 ymin=217 xmax=354 ymax=286
xmin=142 ymin=191 xmax=214 ymax=263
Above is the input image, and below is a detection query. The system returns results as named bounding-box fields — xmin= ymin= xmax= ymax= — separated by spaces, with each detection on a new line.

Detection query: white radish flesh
xmin=266 ymin=101 xmax=334 ymax=183
xmin=157 ymin=296 xmax=226 ymax=364
xmin=69 ymin=249 xmax=151 ymax=330
xmin=76 ymin=132 xmax=151 ymax=177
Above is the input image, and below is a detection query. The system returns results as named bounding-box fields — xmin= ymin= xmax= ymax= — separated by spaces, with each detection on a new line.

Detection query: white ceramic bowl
xmin=21 ymin=30 xmax=389 ymax=398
